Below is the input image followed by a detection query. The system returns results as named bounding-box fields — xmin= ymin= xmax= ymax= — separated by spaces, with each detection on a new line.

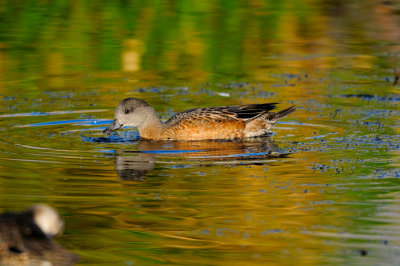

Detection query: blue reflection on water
xmin=26 ymin=119 xmax=112 ymax=127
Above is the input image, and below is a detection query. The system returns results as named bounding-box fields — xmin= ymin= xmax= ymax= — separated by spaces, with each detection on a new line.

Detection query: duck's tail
xmin=268 ymin=105 xmax=296 ymax=122
xmin=244 ymin=105 xmax=296 ymax=137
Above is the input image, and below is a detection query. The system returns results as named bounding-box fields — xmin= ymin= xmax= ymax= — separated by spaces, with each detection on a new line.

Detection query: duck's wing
xmin=165 ymin=103 xmax=277 ymax=127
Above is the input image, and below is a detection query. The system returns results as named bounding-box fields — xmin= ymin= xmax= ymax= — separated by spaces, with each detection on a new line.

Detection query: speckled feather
xmin=164 ymin=103 xmax=278 ymax=127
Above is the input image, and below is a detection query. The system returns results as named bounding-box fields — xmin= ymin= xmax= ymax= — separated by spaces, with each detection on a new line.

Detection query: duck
xmin=0 ymin=204 xmax=78 ymax=266
xmin=103 ymin=97 xmax=296 ymax=140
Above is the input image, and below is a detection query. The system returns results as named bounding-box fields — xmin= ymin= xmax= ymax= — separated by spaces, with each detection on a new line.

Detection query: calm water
xmin=1 ymin=0 xmax=400 ymax=265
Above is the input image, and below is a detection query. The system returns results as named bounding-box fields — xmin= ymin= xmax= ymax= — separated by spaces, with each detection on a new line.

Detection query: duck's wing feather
xmin=165 ymin=103 xmax=277 ymax=127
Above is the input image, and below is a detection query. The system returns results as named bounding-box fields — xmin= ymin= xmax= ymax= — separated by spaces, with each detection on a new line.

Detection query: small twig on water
xmin=393 ymin=68 xmax=399 ymax=85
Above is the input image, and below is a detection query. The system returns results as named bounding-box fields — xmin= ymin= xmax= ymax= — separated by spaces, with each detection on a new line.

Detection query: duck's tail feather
xmin=269 ymin=105 xmax=296 ymax=122
xmin=243 ymin=106 xmax=296 ymax=138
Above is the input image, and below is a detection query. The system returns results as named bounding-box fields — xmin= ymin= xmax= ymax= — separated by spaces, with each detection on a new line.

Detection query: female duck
xmin=103 ymin=97 xmax=295 ymax=140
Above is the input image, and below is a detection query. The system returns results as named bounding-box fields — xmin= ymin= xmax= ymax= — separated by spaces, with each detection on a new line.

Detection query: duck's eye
xmin=124 ymin=109 xmax=130 ymax=114
xmin=9 ymin=246 xmax=24 ymax=254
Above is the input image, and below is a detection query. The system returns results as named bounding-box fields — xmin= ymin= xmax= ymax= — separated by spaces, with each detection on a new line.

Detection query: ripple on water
xmin=0 ymin=99 xmax=399 ymax=265
xmin=1 ymin=115 xmax=340 ymax=167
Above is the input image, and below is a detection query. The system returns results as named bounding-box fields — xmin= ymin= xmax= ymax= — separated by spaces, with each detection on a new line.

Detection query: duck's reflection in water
xmin=114 ymin=151 xmax=156 ymax=181
xmin=0 ymin=204 xmax=78 ymax=266
xmin=113 ymin=137 xmax=291 ymax=180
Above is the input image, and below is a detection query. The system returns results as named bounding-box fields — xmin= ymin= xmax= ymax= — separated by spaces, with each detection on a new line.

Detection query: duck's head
xmin=103 ymin=98 xmax=151 ymax=135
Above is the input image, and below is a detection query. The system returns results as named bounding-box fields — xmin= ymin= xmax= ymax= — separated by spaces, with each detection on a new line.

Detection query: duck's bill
xmin=103 ymin=119 xmax=122 ymax=135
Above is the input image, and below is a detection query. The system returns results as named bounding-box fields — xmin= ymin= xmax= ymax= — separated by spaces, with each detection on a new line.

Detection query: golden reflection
xmin=122 ymin=39 xmax=144 ymax=72
xmin=109 ymin=139 xmax=333 ymax=265
xmin=374 ymin=2 xmax=400 ymax=54
xmin=46 ymin=52 xmax=65 ymax=88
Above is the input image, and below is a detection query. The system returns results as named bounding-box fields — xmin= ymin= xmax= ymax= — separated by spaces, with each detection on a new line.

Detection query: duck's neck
xmin=137 ymin=108 xmax=163 ymax=140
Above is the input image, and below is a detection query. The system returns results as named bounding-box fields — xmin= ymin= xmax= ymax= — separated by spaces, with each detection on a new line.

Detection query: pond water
xmin=1 ymin=0 xmax=400 ymax=265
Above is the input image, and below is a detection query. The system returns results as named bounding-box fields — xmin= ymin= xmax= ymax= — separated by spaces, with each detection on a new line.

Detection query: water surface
xmin=0 ymin=1 xmax=400 ymax=265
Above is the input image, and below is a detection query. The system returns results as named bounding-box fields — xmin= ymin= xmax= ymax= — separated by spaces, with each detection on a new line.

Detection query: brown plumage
xmin=103 ymin=97 xmax=296 ymax=140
